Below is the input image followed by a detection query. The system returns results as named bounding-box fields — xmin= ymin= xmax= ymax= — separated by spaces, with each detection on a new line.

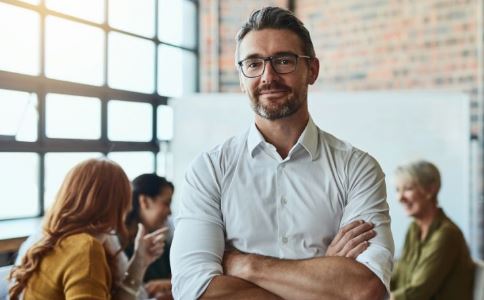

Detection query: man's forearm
xmin=200 ymin=275 xmax=283 ymax=300
xmin=233 ymin=255 xmax=385 ymax=300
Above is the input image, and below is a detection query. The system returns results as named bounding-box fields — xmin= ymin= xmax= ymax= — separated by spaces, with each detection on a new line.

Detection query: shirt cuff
xmin=356 ymin=244 xmax=394 ymax=299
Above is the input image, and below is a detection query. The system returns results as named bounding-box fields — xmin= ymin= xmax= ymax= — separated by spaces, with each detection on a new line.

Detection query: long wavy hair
xmin=9 ymin=158 xmax=131 ymax=299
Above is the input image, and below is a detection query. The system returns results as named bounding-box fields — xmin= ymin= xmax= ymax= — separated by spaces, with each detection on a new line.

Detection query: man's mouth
xmin=259 ymin=89 xmax=289 ymax=95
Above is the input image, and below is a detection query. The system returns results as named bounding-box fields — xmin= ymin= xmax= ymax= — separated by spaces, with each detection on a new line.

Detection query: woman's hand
xmin=133 ymin=223 xmax=169 ymax=268
xmin=145 ymin=279 xmax=173 ymax=300
xmin=102 ymin=234 xmax=129 ymax=283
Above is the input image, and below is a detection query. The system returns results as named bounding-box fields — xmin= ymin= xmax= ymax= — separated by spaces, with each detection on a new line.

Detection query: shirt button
xmin=281 ymin=197 xmax=287 ymax=205
xmin=282 ymin=236 xmax=288 ymax=244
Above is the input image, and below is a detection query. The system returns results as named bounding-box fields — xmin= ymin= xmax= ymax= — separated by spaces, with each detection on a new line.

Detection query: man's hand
xmin=326 ymin=220 xmax=376 ymax=258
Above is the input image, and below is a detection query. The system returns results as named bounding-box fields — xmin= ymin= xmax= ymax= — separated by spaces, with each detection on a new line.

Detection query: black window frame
xmin=0 ymin=0 xmax=199 ymax=221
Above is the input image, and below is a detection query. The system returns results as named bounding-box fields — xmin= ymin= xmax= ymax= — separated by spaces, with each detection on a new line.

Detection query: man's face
xmin=237 ymin=29 xmax=319 ymax=120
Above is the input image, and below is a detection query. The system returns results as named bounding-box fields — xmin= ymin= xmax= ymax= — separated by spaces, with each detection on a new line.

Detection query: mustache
xmin=256 ymin=82 xmax=291 ymax=95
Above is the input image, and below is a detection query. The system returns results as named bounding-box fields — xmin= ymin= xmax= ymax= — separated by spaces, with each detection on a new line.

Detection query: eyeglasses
xmin=238 ymin=54 xmax=312 ymax=78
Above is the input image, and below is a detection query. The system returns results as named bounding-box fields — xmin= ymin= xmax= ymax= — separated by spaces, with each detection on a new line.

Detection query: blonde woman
xmin=9 ymin=159 xmax=166 ymax=300
xmin=390 ymin=160 xmax=474 ymax=300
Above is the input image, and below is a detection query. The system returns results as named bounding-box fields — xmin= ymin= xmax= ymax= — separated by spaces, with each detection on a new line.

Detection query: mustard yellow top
xmin=23 ymin=232 xmax=111 ymax=300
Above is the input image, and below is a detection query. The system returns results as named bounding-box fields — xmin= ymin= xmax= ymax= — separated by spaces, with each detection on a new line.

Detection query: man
xmin=171 ymin=6 xmax=394 ymax=300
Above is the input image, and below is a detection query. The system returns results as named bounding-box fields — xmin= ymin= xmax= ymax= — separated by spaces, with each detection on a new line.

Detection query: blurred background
xmin=0 ymin=0 xmax=483 ymax=264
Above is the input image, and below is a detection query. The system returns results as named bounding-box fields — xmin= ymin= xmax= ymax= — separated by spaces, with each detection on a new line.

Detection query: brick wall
xmin=298 ymin=0 xmax=481 ymax=134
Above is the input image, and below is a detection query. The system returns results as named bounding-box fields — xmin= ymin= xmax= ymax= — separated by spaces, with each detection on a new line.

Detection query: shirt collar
xmin=247 ymin=116 xmax=319 ymax=160
xmin=247 ymin=122 xmax=265 ymax=157
xmin=296 ymin=116 xmax=319 ymax=160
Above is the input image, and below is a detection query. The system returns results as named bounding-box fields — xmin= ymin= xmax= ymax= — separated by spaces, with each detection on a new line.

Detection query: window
xmin=44 ymin=152 xmax=103 ymax=210
xmin=158 ymin=45 xmax=197 ymax=97
xmin=108 ymin=100 xmax=153 ymax=142
xmin=109 ymin=0 xmax=155 ymax=38
xmin=45 ymin=16 xmax=105 ymax=85
xmin=46 ymin=94 xmax=101 ymax=139
xmin=157 ymin=105 xmax=174 ymax=141
xmin=46 ymin=0 xmax=104 ymax=24
xmin=108 ymin=151 xmax=155 ymax=180
xmin=0 ymin=153 xmax=39 ymax=219
xmin=0 ymin=3 xmax=39 ymax=75
xmin=0 ymin=0 xmax=198 ymax=221
xmin=0 ymin=89 xmax=38 ymax=142
xmin=108 ymin=32 xmax=155 ymax=93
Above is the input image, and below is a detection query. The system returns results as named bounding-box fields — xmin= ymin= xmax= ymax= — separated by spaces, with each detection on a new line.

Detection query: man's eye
xmin=245 ymin=61 xmax=262 ymax=69
xmin=274 ymin=57 xmax=292 ymax=65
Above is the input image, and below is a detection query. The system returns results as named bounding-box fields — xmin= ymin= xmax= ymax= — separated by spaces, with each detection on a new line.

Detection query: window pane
xmin=158 ymin=46 xmax=196 ymax=97
xmin=0 ymin=89 xmax=38 ymax=142
xmin=44 ymin=152 xmax=102 ymax=210
xmin=45 ymin=16 xmax=104 ymax=85
xmin=0 ymin=3 xmax=39 ymax=75
xmin=157 ymin=105 xmax=173 ymax=140
xmin=108 ymin=32 xmax=155 ymax=93
xmin=109 ymin=0 xmax=155 ymax=38
xmin=108 ymin=152 xmax=154 ymax=180
xmin=159 ymin=0 xmax=196 ymax=49
xmin=46 ymin=93 xmax=101 ymax=139
xmin=46 ymin=0 xmax=104 ymax=24
xmin=0 ymin=153 xmax=39 ymax=219
xmin=108 ymin=100 xmax=152 ymax=141
xmin=156 ymin=149 xmax=172 ymax=178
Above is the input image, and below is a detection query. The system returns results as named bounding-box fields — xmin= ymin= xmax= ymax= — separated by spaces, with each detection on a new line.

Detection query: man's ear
xmin=239 ymin=73 xmax=247 ymax=93
xmin=308 ymin=57 xmax=320 ymax=85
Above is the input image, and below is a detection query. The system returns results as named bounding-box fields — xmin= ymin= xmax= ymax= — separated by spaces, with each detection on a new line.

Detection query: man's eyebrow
xmin=240 ymin=53 xmax=262 ymax=61
xmin=240 ymin=51 xmax=299 ymax=61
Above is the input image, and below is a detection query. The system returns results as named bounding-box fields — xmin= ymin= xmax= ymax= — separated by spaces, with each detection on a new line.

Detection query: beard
xmin=250 ymin=82 xmax=306 ymax=120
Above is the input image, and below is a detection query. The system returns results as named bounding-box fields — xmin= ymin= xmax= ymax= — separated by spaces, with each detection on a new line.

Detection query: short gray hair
xmin=235 ymin=6 xmax=315 ymax=62
xmin=395 ymin=160 xmax=441 ymax=193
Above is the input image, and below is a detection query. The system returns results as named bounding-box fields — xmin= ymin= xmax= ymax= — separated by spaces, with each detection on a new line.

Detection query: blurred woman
xmin=390 ymin=160 xmax=474 ymax=300
xmin=9 ymin=159 xmax=166 ymax=300
xmin=125 ymin=173 xmax=174 ymax=300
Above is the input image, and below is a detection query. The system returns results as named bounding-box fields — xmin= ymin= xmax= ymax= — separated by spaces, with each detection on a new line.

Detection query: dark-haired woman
xmin=125 ymin=173 xmax=174 ymax=300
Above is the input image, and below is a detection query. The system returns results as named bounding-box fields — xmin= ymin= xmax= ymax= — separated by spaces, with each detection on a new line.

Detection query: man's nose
xmin=261 ymin=60 xmax=279 ymax=83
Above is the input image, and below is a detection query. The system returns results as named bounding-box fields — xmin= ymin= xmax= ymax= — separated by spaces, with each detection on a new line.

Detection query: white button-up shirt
xmin=171 ymin=117 xmax=394 ymax=299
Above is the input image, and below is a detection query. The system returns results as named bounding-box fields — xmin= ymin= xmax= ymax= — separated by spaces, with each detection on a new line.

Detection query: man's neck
xmin=255 ymin=109 xmax=310 ymax=159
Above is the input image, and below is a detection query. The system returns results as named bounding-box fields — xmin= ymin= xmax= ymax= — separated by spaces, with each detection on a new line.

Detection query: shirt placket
xmin=276 ymin=160 xmax=288 ymax=257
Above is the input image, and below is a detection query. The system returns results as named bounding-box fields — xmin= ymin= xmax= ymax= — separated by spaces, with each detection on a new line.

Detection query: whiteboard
xmin=169 ymin=91 xmax=471 ymax=257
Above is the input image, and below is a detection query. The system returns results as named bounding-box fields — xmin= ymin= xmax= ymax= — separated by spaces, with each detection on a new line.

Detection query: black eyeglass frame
xmin=237 ymin=54 xmax=312 ymax=78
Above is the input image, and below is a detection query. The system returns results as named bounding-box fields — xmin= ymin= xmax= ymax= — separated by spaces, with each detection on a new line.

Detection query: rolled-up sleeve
xmin=170 ymin=152 xmax=225 ymax=300
xmin=342 ymin=151 xmax=395 ymax=295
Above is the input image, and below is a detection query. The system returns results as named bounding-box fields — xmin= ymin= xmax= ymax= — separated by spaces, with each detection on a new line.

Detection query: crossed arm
xmin=200 ymin=221 xmax=385 ymax=300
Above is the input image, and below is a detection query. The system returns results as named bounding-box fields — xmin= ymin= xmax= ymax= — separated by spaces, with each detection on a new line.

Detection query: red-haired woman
xmin=9 ymin=159 xmax=166 ymax=300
